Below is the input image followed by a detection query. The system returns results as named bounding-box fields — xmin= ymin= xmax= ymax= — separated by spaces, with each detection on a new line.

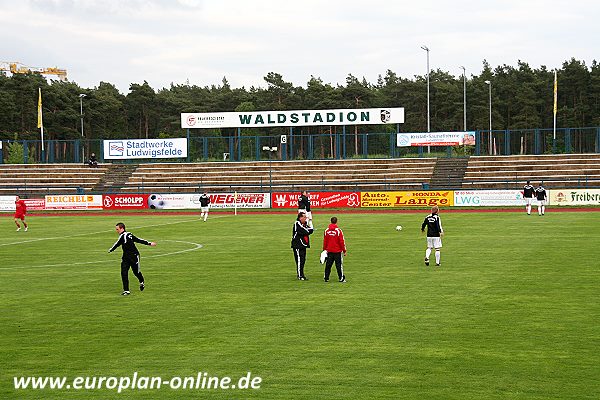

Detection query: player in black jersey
xmin=298 ymin=190 xmax=313 ymax=228
xmin=535 ymin=183 xmax=547 ymax=216
xmin=109 ymin=222 xmax=157 ymax=295
xmin=523 ymin=180 xmax=535 ymax=215
xmin=199 ymin=192 xmax=211 ymax=222
xmin=421 ymin=205 xmax=444 ymax=267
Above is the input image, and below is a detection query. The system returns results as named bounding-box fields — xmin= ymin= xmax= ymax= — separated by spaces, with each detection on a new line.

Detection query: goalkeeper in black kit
xmin=108 ymin=222 xmax=157 ymax=296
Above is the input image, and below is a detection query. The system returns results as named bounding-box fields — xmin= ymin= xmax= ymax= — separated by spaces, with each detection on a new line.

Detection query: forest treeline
xmin=0 ymin=58 xmax=599 ymax=141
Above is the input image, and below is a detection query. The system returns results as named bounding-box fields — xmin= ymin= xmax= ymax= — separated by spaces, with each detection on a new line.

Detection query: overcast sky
xmin=1 ymin=0 xmax=598 ymax=93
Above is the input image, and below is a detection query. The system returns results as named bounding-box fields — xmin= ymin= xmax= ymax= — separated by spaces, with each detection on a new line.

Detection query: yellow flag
xmin=37 ymin=88 xmax=43 ymax=128
xmin=553 ymin=71 xmax=557 ymax=115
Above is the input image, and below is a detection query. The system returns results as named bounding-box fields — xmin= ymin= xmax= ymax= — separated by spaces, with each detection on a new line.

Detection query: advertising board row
xmin=2 ymin=189 xmax=600 ymax=211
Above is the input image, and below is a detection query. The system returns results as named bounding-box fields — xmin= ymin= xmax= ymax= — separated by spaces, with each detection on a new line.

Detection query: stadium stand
xmin=0 ymin=164 xmax=108 ymax=195
xmin=120 ymin=158 xmax=437 ymax=193
xmin=462 ymin=154 xmax=600 ymax=189
xmin=4 ymin=154 xmax=600 ymax=196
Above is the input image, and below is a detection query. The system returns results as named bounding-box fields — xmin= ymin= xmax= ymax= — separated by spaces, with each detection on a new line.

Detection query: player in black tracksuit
xmin=199 ymin=192 xmax=211 ymax=222
xmin=523 ymin=180 xmax=535 ymax=215
xmin=291 ymin=212 xmax=314 ymax=280
xmin=108 ymin=222 xmax=156 ymax=295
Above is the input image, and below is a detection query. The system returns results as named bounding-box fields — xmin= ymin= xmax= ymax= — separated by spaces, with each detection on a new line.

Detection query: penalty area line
xmin=0 ymin=213 xmax=233 ymax=248
xmin=0 ymin=240 xmax=203 ymax=271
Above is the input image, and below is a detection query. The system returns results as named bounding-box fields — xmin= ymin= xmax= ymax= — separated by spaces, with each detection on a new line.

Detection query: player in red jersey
xmin=14 ymin=195 xmax=28 ymax=232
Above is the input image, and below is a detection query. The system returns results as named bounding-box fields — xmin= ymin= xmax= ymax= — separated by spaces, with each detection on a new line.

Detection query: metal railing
xmin=2 ymin=127 xmax=600 ymax=164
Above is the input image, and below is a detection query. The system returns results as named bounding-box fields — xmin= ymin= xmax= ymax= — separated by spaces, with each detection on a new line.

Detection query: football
xmin=148 ymin=194 xmax=165 ymax=209
xmin=395 ymin=225 xmax=402 ymax=231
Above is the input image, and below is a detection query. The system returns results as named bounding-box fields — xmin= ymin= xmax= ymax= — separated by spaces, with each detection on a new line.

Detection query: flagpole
xmin=38 ymin=88 xmax=45 ymax=162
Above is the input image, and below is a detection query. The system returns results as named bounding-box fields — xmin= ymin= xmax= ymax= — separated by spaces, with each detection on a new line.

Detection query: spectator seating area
xmin=121 ymin=158 xmax=437 ymax=193
xmin=462 ymin=154 xmax=600 ymax=189
xmin=2 ymin=154 xmax=600 ymax=196
xmin=0 ymin=164 xmax=108 ymax=196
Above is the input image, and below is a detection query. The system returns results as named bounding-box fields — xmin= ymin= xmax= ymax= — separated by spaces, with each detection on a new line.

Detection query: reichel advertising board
xmin=45 ymin=195 xmax=103 ymax=210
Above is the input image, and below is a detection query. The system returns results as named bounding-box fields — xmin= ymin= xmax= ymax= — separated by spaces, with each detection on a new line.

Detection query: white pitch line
xmin=0 ymin=214 xmax=231 ymax=247
xmin=0 ymin=240 xmax=203 ymax=271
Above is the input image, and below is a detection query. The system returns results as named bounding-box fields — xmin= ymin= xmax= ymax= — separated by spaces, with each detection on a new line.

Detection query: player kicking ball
xmin=421 ymin=205 xmax=444 ymax=267
xmin=108 ymin=222 xmax=156 ymax=296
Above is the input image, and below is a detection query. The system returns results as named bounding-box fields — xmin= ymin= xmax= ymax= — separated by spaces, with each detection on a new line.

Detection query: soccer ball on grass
xmin=395 ymin=225 xmax=403 ymax=231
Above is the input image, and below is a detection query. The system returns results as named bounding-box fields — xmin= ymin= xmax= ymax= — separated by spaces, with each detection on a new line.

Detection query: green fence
xmin=2 ymin=127 xmax=600 ymax=164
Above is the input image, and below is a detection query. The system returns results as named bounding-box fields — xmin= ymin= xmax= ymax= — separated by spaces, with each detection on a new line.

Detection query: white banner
xmin=45 ymin=195 xmax=103 ymax=210
xmin=551 ymin=189 xmax=600 ymax=206
xmin=0 ymin=195 xmax=15 ymax=211
xmin=182 ymin=108 xmax=404 ymax=129
xmin=148 ymin=193 xmax=271 ymax=209
xmin=454 ymin=190 xmax=527 ymax=206
xmin=103 ymin=138 xmax=187 ymax=160
xmin=397 ymin=131 xmax=476 ymax=147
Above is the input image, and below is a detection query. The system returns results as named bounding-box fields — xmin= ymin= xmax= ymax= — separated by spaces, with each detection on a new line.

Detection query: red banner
xmin=102 ymin=194 xmax=149 ymax=210
xmin=271 ymin=192 xmax=361 ymax=208
xmin=23 ymin=198 xmax=45 ymax=211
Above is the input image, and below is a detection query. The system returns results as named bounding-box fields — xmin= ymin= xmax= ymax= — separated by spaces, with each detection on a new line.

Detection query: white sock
xmin=435 ymin=250 xmax=440 ymax=264
xmin=526 ymin=205 xmax=531 ymax=214
xmin=538 ymin=207 xmax=542 ymax=215
xmin=203 ymin=215 xmax=208 ymax=221
xmin=425 ymin=248 xmax=432 ymax=260
xmin=541 ymin=206 xmax=545 ymax=214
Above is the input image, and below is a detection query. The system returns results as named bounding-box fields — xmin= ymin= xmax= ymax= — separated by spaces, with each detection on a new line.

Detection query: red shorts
xmin=14 ymin=213 xmax=25 ymax=220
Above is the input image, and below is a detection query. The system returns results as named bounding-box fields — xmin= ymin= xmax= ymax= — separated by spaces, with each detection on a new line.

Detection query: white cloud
xmin=1 ymin=0 xmax=598 ymax=93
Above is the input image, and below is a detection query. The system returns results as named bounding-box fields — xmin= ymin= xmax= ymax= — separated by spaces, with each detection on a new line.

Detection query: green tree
xmin=126 ymin=81 xmax=157 ymax=138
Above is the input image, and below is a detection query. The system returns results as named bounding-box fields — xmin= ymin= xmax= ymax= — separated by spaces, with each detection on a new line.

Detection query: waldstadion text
xmin=181 ymin=108 xmax=404 ymax=129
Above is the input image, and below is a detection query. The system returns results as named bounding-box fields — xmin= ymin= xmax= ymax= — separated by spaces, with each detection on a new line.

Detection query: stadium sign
xmin=271 ymin=192 xmax=361 ymax=208
xmin=0 ymin=195 xmax=15 ymax=211
xmin=397 ymin=131 xmax=476 ymax=147
xmin=103 ymin=138 xmax=187 ymax=160
xmin=454 ymin=190 xmax=525 ymax=206
xmin=181 ymin=108 xmax=404 ymax=129
xmin=103 ymin=194 xmax=149 ymax=210
xmin=361 ymin=191 xmax=454 ymax=207
xmin=146 ymin=193 xmax=270 ymax=209
xmin=45 ymin=195 xmax=103 ymax=210
xmin=550 ymin=189 xmax=600 ymax=205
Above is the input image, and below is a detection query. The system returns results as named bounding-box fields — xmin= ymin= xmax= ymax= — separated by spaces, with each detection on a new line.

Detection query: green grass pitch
xmin=1 ymin=211 xmax=599 ymax=399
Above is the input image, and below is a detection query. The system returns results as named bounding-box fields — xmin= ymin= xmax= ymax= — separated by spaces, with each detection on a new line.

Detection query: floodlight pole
xmin=484 ymin=80 xmax=492 ymax=155
xmin=79 ymin=94 xmax=86 ymax=163
xmin=460 ymin=66 xmax=466 ymax=131
xmin=262 ymin=146 xmax=277 ymax=193
xmin=421 ymin=45 xmax=430 ymax=153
